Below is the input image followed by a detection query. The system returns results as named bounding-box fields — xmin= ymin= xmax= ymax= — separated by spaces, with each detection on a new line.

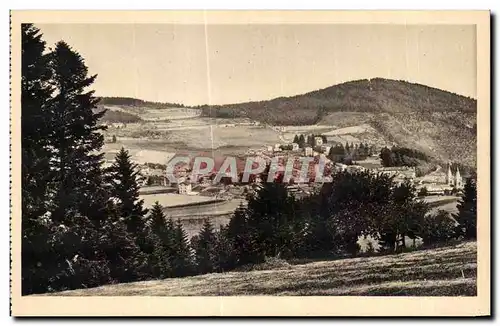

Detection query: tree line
xmin=379 ymin=146 xmax=430 ymax=167
xmin=22 ymin=24 xmax=477 ymax=295
xmin=21 ymin=24 xmax=192 ymax=294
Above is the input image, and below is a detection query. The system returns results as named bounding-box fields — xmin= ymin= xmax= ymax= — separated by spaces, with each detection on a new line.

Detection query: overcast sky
xmin=38 ymin=23 xmax=476 ymax=106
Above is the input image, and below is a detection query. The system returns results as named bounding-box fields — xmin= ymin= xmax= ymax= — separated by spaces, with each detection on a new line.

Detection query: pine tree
xmin=47 ymin=41 xmax=107 ymax=225
xmin=109 ymin=147 xmax=148 ymax=234
xmin=298 ymin=134 xmax=306 ymax=148
xmin=192 ymin=219 xmax=218 ymax=274
xmin=149 ymin=202 xmax=168 ymax=235
xmin=23 ymin=32 xmax=114 ymax=293
xmin=145 ymin=202 xmax=173 ymax=278
xmin=227 ymin=203 xmax=254 ymax=267
xmin=455 ymin=178 xmax=477 ymax=240
xmin=293 ymin=134 xmax=299 ymax=144
xmin=21 ymin=23 xmax=56 ymax=295
xmin=379 ymin=147 xmax=393 ymax=167
xmin=246 ymin=165 xmax=295 ymax=260
xmin=213 ymin=225 xmax=233 ymax=272
xmin=100 ymin=216 xmax=148 ymax=283
xmin=171 ymin=219 xmax=193 ymax=277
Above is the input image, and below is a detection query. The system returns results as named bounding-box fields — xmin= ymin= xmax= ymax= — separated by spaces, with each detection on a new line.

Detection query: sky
xmin=37 ymin=24 xmax=476 ymax=106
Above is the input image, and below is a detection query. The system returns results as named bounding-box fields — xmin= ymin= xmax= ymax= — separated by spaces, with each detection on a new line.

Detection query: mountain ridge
xmin=99 ymin=78 xmax=477 ymax=169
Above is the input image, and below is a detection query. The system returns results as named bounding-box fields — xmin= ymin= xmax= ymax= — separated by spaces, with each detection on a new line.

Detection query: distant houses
xmin=304 ymin=147 xmax=313 ymax=157
xmin=178 ymin=181 xmax=192 ymax=195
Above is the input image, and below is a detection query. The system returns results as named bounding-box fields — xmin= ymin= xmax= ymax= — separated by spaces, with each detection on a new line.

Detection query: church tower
xmin=455 ymin=167 xmax=462 ymax=188
xmin=446 ymin=163 xmax=453 ymax=185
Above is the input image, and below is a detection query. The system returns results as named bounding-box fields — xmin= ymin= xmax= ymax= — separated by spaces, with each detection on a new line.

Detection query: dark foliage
xmin=199 ymin=78 xmax=475 ymax=126
xmin=421 ymin=210 xmax=457 ymax=245
xmin=99 ymin=96 xmax=186 ymax=108
xmin=192 ymin=220 xmax=218 ymax=274
xmin=454 ymin=178 xmax=477 ymax=240
xmin=379 ymin=146 xmax=430 ymax=167
xmin=108 ymin=147 xmax=148 ymax=234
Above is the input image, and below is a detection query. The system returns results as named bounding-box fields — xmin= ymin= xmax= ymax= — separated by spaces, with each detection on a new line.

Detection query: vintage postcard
xmin=10 ymin=10 xmax=490 ymax=316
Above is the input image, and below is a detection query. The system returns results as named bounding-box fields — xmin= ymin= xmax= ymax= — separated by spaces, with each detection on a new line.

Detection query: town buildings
xmin=304 ymin=146 xmax=313 ymax=157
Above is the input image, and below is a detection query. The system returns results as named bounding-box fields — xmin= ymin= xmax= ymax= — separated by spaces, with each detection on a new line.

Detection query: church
xmin=446 ymin=164 xmax=463 ymax=189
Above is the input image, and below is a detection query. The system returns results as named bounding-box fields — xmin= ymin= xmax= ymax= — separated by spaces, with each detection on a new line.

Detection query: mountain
xmin=199 ymin=78 xmax=477 ymax=168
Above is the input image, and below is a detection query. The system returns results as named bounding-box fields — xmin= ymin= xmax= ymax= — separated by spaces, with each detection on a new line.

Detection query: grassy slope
xmin=49 ymin=241 xmax=476 ymax=296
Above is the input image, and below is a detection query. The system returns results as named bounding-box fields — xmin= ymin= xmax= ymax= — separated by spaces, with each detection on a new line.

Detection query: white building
xmin=111 ymin=122 xmax=126 ymax=129
xmin=446 ymin=164 xmax=464 ymax=189
xmin=292 ymin=143 xmax=300 ymax=151
xmin=304 ymin=146 xmax=313 ymax=157
xmin=178 ymin=181 xmax=199 ymax=195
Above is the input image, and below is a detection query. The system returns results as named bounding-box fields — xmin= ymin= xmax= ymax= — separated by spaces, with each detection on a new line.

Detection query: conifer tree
xmin=23 ymin=34 xmax=113 ymax=293
xmin=364 ymin=143 xmax=370 ymax=157
xmin=21 ymin=23 xmax=56 ymax=295
xmin=192 ymin=219 xmax=218 ymax=274
xmin=293 ymin=134 xmax=299 ymax=143
xmin=298 ymin=134 xmax=306 ymax=148
xmin=99 ymin=214 xmax=148 ymax=283
xmin=170 ymin=219 xmax=193 ymax=277
xmin=109 ymin=147 xmax=148 ymax=234
xmin=47 ymin=41 xmax=107 ymax=225
xmin=145 ymin=202 xmax=174 ymax=278
xmin=246 ymin=166 xmax=295 ymax=260
xmin=149 ymin=202 xmax=169 ymax=235
xmin=213 ymin=225 xmax=233 ymax=272
xmin=226 ymin=203 xmax=254 ymax=266
xmin=345 ymin=142 xmax=350 ymax=154
xmin=379 ymin=147 xmax=393 ymax=167
xmin=455 ymin=178 xmax=477 ymax=240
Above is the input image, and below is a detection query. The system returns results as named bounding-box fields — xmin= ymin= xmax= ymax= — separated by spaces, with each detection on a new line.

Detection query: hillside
xmin=99 ymin=96 xmax=186 ymax=109
xmin=96 ymin=107 xmax=142 ymax=123
xmin=199 ymin=78 xmax=477 ymax=168
xmin=45 ymin=241 xmax=476 ymax=296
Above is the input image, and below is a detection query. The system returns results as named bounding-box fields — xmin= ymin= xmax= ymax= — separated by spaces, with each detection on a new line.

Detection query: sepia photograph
xmin=10 ymin=10 xmax=490 ymax=316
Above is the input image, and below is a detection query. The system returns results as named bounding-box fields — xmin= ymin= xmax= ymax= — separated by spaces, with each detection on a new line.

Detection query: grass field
xmin=48 ymin=241 xmax=476 ymax=296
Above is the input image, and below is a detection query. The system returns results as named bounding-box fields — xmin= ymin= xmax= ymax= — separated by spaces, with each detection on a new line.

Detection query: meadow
xmin=47 ymin=241 xmax=476 ymax=296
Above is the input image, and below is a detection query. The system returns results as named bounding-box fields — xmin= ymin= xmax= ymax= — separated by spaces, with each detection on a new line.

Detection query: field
xmin=47 ymin=241 xmax=476 ymax=296
xmin=101 ymin=106 xmax=283 ymax=159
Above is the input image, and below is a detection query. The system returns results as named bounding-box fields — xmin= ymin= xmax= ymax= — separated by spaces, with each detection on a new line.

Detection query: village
xmin=131 ymin=131 xmax=464 ymax=195
xmin=102 ymin=127 xmax=466 ymax=238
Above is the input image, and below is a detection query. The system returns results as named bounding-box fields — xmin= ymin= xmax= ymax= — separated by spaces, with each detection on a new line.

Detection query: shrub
xmin=418 ymin=187 xmax=429 ymax=197
xmin=421 ymin=210 xmax=457 ymax=245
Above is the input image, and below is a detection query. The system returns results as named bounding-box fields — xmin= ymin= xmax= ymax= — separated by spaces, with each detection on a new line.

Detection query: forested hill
xmin=199 ymin=78 xmax=477 ymax=168
xmin=199 ymin=78 xmax=476 ymax=124
xmin=99 ymin=96 xmax=186 ymax=108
